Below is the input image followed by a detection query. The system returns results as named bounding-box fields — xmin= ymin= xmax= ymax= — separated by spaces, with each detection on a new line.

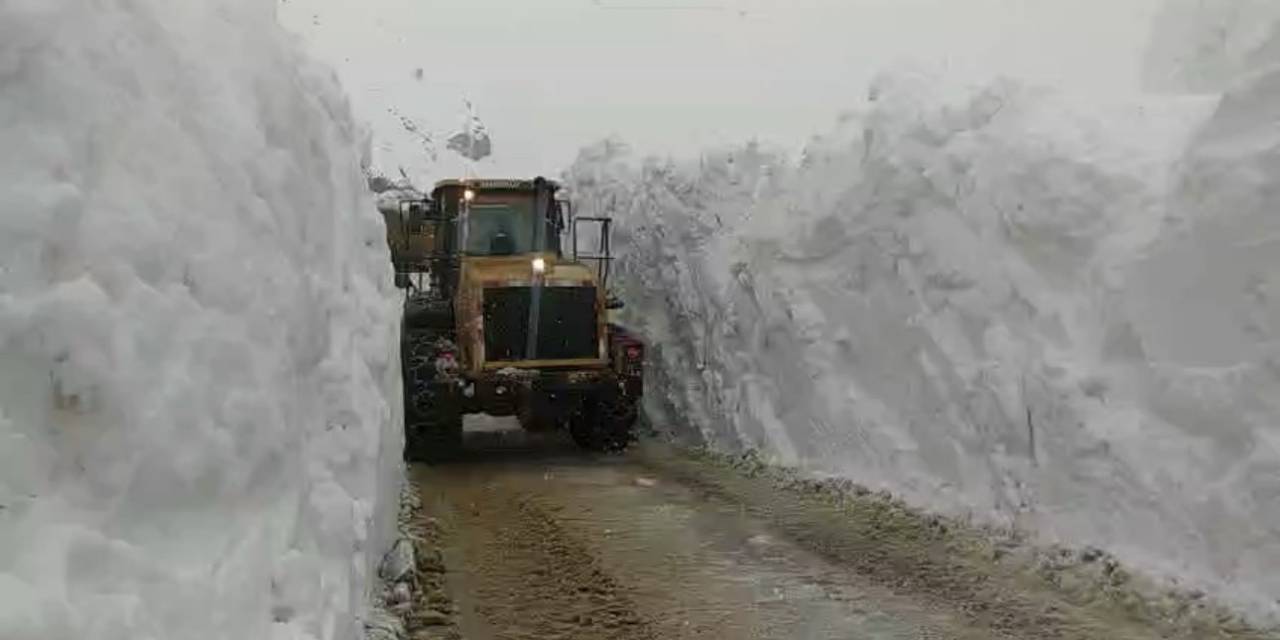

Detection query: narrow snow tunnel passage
xmin=295 ymin=0 xmax=1278 ymax=629
xmin=2 ymin=2 xmax=1278 ymax=639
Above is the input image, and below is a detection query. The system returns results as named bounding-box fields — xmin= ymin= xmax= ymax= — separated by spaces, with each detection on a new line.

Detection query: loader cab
xmin=432 ymin=178 xmax=566 ymax=259
xmin=391 ymin=177 xmax=618 ymax=304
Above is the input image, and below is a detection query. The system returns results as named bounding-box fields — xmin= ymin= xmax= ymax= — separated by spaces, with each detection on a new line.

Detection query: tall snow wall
xmin=1144 ymin=0 xmax=1280 ymax=93
xmin=567 ymin=68 xmax=1278 ymax=622
xmin=0 ymin=2 xmax=403 ymax=640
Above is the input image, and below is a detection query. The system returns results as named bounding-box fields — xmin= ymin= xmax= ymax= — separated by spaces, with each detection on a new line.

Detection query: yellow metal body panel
xmin=456 ymin=253 xmax=608 ymax=377
xmin=383 ymin=208 xmax=439 ymax=267
xmin=389 ymin=177 xmax=604 ymax=378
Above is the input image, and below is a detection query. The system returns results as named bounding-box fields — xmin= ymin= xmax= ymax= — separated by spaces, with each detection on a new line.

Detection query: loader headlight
xmin=463 ymin=189 xmax=475 ymax=202
xmin=531 ymin=257 xmax=546 ymax=274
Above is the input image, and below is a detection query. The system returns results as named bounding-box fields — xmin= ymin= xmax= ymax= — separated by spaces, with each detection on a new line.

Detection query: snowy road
xmin=405 ymin=420 xmax=1206 ymax=640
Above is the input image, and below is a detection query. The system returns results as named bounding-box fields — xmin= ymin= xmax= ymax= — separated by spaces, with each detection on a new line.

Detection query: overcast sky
xmin=279 ymin=0 xmax=1163 ymax=182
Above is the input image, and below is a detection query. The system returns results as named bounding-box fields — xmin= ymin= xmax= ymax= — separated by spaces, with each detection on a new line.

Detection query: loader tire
xmin=569 ymin=392 xmax=637 ymax=453
xmin=405 ymin=400 xmax=463 ymax=463
xmin=516 ymin=393 xmax=567 ymax=432
xmin=402 ymin=329 xmax=463 ymax=463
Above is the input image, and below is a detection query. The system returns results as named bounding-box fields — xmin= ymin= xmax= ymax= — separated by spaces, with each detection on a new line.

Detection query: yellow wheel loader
xmin=389 ymin=177 xmax=645 ymax=462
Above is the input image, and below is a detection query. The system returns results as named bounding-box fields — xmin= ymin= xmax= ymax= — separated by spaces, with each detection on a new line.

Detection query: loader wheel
xmin=516 ymin=393 xmax=567 ymax=432
xmin=405 ymin=400 xmax=463 ymax=463
xmin=569 ymin=392 xmax=637 ymax=453
xmin=402 ymin=329 xmax=463 ymax=463
xmin=404 ymin=373 xmax=463 ymax=463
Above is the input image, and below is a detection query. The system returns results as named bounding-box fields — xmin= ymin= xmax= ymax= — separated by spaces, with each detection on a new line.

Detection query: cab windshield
xmin=465 ymin=200 xmax=537 ymax=256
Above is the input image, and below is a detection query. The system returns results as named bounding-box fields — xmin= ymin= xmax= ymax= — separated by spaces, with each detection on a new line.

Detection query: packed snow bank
xmin=0 ymin=3 xmax=402 ymax=640
xmin=1144 ymin=0 xmax=1280 ymax=93
xmin=567 ymin=67 xmax=1280 ymax=622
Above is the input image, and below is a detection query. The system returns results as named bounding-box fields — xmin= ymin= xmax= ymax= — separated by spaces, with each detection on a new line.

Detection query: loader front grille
xmin=482 ymin=286 xmax=598 ymax=362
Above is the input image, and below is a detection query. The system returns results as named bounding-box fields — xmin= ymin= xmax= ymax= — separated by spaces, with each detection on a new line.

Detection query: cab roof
xmin=432 ymin=177 xmax=560 ymax=192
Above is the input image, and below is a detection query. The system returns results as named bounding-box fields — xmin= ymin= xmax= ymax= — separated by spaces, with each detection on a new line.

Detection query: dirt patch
xmin=465 ymin=496 xmax=655 ymax=639
xmin=414 ymin=463 xmax=657 ymax=640
xmin=395 ymin=474 xmax=463 ymax=640
xmin=405 ymin=515 xmax=462 ymax=639
xmin=635 ymin=442 xmax=1277 ymax=640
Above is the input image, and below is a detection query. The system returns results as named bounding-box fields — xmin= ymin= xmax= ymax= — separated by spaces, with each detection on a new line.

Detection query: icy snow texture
xmin=567 ymin=66 xmax=1279 ymax=622
xmin=0 ymin=2 xmax=402 ymax=640
xmin=1144 ymin=0 xmax=1280 ymax=93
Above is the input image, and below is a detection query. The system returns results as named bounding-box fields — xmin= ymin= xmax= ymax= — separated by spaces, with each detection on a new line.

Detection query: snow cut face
xmin=567 ymin=63 xmax=1278 ymax=624
xmin=0 ymin=2 xmax=402 ymax=640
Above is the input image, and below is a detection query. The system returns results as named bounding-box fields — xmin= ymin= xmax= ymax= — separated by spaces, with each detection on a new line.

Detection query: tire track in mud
xmin=408 ymin=425 xmax=1272 ymax=640
xmin=416 ymin=463 xmax=657 ymax=640
xmin=411 ymin=433 xmax=990 ymax=640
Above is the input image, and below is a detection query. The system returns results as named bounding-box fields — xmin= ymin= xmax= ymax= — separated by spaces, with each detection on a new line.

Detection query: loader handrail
xmin=570 ymin=216 xmax=615 ymax=288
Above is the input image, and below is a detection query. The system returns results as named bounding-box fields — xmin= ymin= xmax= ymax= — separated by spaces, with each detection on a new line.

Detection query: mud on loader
xmin=390 ymin=177 xmax=644 ymax=462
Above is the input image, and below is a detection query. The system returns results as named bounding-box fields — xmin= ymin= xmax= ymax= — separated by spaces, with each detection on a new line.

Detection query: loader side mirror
xmin=394 ymin=273 xmax=411 ymax=289
xmin=605 ymin=295 xmax=625 ymax=310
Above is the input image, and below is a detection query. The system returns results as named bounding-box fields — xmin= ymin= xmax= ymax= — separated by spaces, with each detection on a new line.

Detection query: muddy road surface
xmin=408 ymin=419 xmax=1239 ymax=640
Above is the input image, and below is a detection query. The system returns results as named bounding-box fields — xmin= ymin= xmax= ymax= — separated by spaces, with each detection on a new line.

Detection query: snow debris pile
xmin=567 ymin=63 xmax=1278 ymax=622
xmin=0 ymin=3 xmax=402 ymax=640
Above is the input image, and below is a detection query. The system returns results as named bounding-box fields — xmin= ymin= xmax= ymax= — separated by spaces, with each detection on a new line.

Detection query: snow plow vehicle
xmin=390 ymin=177 xmax=644 ymax=462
